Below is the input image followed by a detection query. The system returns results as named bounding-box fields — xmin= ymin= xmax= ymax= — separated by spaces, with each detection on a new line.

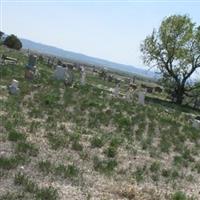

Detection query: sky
xmin=1 ymin=0 xmax=200 ymax=69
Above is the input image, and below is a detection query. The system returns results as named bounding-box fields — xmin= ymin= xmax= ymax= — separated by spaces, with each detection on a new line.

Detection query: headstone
xmin=192 ymin=119 xmax=200 ymax=130
xmin=25 ymin=55 xmax=38 ymax=80
xmin=25 ymin=69 xmax=34 ymax=80
xmin=64 ymin=68 xmax=74 ymax=86
xmin=8 ymin=79 xmax=19 ymax=94
xmin=80 ymin=66 xmax=86 ymax=85
xmin=138 ymin=91 xmax=145 ymax=105
xmin=126 ymin=89 xmax=131 ymax=101
xmin=54 ymin=65 xmax=68 ymax=80
xmin=114 ymin=83 xmax=120 ymax=97
xmin=27 ymin=55 xmax=37 ymax=70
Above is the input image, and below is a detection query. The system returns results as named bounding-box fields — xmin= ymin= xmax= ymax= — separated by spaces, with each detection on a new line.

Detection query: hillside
xmin=21 ymin=38 xmax=156 ymax=78
xmin=0 ymin=46 xmax=200 ymax=200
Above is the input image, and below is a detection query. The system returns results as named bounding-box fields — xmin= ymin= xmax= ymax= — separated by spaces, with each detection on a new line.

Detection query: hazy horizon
xmin=1 ymin=0 xmax=200 ymax=70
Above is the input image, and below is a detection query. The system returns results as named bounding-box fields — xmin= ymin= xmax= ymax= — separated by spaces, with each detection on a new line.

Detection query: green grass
xmin=8 ymin=130 xmax=26 ymax=142
xmin=38 ymin=160 xmax=79 ymax=180
xmin=90 ymin=136 xmax=104 ymax=148
xmin=104 ymin=146 xmax=117 ymax=158
xmin=0 ymin=155 xmax=25 ymax=170
xmin=93 ymin=156 xmax=117 ymax=175
xmin=46 ymin=132 xmax=69 ymax=150
xmin=171 ymin=191 xmax=188 ymax=200
xmin=133 ymin=165 xmax=147 ymax=182
xmin=15 ymin=141 xmax=38 ymax=157
xmin=14 ymin=172 xmax=58 ymax=200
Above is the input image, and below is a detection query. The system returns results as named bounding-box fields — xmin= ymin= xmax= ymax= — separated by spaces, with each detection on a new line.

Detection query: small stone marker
xmin=8 ymin=79 xmax=19 ymax=94
xmin=192 ymin=116 xmax=200 ymax=130
xmin=192 ymin=119 xmax=200 ymax=130
xmin=138 ymin=91 xmax=145 ymax=105
xmin=64 ymin=67 xmax=74 ymax=86
xmin=126 ymin=88 xmax=132 ymax=101
xmin=80 ymin=66 xmax=86 ymax=85
xmin=114 ymin=83 xmax=120 ymax=97
xmin=54 ymin=65 xmax=67 ymax=80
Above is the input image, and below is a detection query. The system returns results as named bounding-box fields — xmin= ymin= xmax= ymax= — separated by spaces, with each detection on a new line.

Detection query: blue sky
xmin=1 ymin=0 xmax=200 ymax=69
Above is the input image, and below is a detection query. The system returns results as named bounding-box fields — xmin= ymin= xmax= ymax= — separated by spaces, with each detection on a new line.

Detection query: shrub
xmin=3 ymin=34 xmax=22 ymax=50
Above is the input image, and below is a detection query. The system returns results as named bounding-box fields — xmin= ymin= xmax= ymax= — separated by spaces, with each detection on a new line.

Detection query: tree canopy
xmin=0 ymin=31 xmax=4 ymax=39
xmin=141 ymin=15 xmax=200 ymax=104
xmin=3 ymin=34 xmax=22 ymax=50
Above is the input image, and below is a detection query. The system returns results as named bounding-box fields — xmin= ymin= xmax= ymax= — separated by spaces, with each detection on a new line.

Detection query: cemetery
xmin=0 ymin=45 xmax=200 ymax=200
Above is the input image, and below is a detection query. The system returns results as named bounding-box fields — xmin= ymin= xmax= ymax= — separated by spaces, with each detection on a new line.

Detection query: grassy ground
xmin=0 ymin=45 xmax=200 ymax=200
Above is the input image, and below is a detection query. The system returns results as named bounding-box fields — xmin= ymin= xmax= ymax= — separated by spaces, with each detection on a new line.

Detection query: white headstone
xmin=114 ymin=83 xmax=120 ymax=97
xmin=11 ymin=79 xmax=19 ymax=88
xmin=126 ymin=89 xmax=132 ymax=101
xmin=54 ymin=65 xmax=67 ymax=80
xmin=80 ymin=71 xmax=86 ymax=85
xmin=138 ymin=91 xmax=145 ymax=105
xmin=192 ymin=119 xmax=200 ymax=130
xmin=9 ymin=79 xmax=19 ymax=94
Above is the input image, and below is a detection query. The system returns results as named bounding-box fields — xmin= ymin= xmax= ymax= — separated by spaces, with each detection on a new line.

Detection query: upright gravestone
xmin=54 ymin=65 xmax=67 ymax=80
xmin=126 ymin=87 xmax=133 ymax=102
xmin=192 ymin=116 xmax=200 ymax=130
xmin=27 ymin=55 xmax=37 ymax=70
xmin=8 ymin=79 xmax=19 ymax=94
xmin=114 ymin=83 xmax=120 ymax=97
xmin=64 ymin=66 xmax=74 ymax=86
xmin=138 ymin=91 xmax=145 ymax=105
xmin=80 ymin=66 xmax=86 ymax=85
xmin=25 ymin=55 xmax=38 ymax=80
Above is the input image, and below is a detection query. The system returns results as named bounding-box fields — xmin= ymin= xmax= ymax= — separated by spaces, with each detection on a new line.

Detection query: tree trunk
xmin=175 ymin=87 xmax=184 ymax=105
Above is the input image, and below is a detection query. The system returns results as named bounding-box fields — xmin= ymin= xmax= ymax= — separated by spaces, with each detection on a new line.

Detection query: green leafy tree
xmin=141 ymin=15 xmax=200 ymax=104
xmin=3 ymin=34 xmax=22 ymax=50
xmin=0 ymin=31 xmax=4 ymax=39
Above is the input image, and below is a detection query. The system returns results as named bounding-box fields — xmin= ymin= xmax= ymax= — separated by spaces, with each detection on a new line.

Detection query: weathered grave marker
xmin=25 ymin=55 xmax=38 ymax=80
xmin=192 ymin=116 xmax=200 ymax=130
xmin=80 ymin=66 xmax=86 ymax=85
xmin=114 ymin=83 xmax=120 ymax=97
xmin=26 ymin=55 xmax=37 ymax=70
xmin=8 ymin=79 xmax=19 ymax=94
xmin=138 ymin=91 xmax=145 ymax=105
xmin=54 ymin=65 xmax=67 ymax=80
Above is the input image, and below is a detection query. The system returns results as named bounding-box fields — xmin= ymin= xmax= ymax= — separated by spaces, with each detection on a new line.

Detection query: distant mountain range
xmin=21 ymin=38 xmax=156 ymax=78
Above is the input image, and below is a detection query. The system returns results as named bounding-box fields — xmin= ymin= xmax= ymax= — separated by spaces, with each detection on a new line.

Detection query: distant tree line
xmin=0 ymin=31 xmax=22 ymax=50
